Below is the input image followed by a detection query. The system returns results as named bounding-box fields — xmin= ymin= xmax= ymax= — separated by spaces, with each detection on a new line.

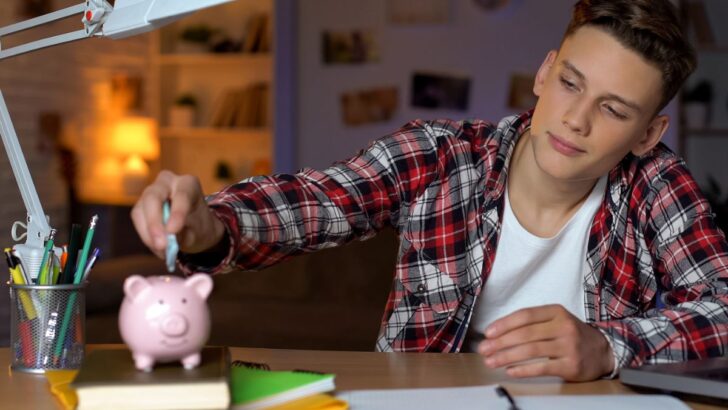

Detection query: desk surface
xmin=1 ymin=346 xmax=723 ymax=409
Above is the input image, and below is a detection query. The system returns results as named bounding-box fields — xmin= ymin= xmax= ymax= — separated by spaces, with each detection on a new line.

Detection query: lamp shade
xmin=111 ymin=116 xmax=159 ymax=160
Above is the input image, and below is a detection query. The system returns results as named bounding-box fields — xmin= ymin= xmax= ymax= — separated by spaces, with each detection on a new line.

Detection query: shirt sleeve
xmin=592 ymin=158 xmax=728 ymax=373
xmin=178 ymin=120 xmax=446 ymax=275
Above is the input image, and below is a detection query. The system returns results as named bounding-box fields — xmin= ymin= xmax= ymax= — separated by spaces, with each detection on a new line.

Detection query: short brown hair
xmin=564 ymin=0 xmax=696 ymax=112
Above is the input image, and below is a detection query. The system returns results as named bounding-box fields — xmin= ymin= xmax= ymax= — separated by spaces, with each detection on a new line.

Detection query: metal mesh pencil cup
xmin=9 ymin=282 xmax=86 ymax=373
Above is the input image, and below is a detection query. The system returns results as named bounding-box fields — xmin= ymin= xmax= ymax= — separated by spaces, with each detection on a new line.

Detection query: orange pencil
xmin=60 ymin=245 xmax=68 ymax=270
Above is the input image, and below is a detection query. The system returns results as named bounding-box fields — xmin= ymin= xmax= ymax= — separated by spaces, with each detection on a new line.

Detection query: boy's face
xmin=529 ymin=25 xmax=669 ymax=183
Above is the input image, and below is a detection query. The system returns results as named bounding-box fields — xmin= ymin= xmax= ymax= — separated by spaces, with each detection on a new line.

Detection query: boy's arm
xmin=591 ymin=159 xmax=728 ymax=373
xmin=178 ymin=120 xmax=444 ymax=275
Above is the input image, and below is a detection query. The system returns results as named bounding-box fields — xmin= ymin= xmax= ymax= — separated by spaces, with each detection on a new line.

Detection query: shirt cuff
xmin=592 ymin=324 xmax=623 ymax=379
xmin=177 ymin=205 xmax=239 ymax=275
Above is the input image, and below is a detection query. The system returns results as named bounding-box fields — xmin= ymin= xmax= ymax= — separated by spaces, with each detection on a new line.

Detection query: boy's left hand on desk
xmin=478 ymin=304 xmax=615 ymax=382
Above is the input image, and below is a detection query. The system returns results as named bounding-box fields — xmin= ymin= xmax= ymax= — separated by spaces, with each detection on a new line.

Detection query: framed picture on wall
xmin=322 ymin=30 xmax=379 ymax=64
xmin=388 ymin=0 xmax=450 ymax=25
xmin=411 ymin=72 xmax=470 ymax=111
xmin=507 ymin=73 xmax=537 ymax=110
xmin=341 ymin=86 xmax=399 ymax=126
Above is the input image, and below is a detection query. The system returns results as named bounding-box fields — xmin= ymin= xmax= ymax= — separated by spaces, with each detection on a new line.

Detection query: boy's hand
xmin=477 ymin=304 xmax=614 ymax=381
xmin=131 ymin=170 xmax=226 ymax=259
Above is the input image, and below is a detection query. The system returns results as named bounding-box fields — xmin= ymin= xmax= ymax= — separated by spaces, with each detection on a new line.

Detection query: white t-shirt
xmin=466 ymin=175 xmax=607 ymax=351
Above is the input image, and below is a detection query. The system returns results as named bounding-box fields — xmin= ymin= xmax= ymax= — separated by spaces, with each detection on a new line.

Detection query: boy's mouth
xmin=548 ymin=132 xmax=586 ymax=156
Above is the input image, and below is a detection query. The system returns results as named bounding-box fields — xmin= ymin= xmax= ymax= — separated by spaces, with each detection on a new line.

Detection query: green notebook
xmin=231 ymin=360 xmax=336 ymax=410
xmin=72 ymin=346 xmax=230 ymax=410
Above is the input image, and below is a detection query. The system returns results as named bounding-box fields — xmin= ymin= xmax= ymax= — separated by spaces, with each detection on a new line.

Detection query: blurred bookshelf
xmin=152 ymin=0 xmax=274 ymax=194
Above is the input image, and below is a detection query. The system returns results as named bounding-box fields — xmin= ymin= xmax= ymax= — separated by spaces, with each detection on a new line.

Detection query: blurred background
xmin=0 ymin=0 xmax=726 ymax=350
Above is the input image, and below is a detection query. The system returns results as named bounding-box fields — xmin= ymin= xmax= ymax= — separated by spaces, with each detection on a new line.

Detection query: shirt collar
xmin=482 ymin=110 xmax=642 ymax=213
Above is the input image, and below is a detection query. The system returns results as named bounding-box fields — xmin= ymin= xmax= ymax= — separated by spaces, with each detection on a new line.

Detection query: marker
xmin=5 ymin=248 xmax=37 ymax=320
xmin=10 ymin=249 xmax=31 ymax=287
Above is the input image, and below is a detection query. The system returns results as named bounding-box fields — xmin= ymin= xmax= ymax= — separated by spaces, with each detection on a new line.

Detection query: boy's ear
xmin=533 ymin=50 xmax=558 ymax=97
xmin=631 ymin=115 xmax=669 ymax=156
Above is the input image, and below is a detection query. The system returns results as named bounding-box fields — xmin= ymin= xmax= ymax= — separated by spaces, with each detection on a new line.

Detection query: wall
xmin=683 ymin=0 xmax=728 ymax=194
xmin=0 ymin=0 xmax=153 ymax=344
xmin=295 ymin=0 xmax=680 ymax=170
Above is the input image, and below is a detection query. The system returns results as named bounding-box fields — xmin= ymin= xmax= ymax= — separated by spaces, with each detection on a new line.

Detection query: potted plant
xmin=168 ymin=93 xmax=197 ymax=128
xmin=177 ymin=24 xmax=216 ymax=53
xmin=683 ymin=80 xmax=713 ymax=129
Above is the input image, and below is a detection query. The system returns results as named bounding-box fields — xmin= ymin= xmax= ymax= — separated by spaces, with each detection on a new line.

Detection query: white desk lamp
xmin=0 ymin=0 xmax=233 ymax=279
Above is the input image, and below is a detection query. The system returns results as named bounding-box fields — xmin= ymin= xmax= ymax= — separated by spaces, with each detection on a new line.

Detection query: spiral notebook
xmin=230 ymin=360 xmax=340 ymax=410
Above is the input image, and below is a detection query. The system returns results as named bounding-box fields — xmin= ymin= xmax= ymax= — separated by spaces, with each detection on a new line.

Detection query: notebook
xmin=336 ymin=385 xmax=690 ymax=410
xmin=620 ymin=357 xmax=728 ymax=401
xmin=71 ymin=346 xmax=230 ymax=410
xmin=230 ymin=360 xmax=338 ymax=410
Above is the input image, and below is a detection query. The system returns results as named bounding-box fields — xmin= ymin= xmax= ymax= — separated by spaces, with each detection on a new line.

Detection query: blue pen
xmin=163 ymin=201 xmax=179 ymax=273
xmin=82 ymin=248 xmax=101 ymax=281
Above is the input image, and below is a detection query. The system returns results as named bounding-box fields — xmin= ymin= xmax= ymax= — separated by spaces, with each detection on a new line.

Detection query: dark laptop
xmin=620 ymin=357 xmax=728 ymax=401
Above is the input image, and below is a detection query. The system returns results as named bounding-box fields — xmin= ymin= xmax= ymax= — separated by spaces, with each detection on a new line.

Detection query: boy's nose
xmin=562 ymin=100 xmax=591 ymax=136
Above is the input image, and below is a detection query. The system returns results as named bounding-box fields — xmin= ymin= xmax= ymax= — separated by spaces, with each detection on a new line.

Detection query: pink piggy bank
xmin=119 ymin=274 xmax=213 ymax=371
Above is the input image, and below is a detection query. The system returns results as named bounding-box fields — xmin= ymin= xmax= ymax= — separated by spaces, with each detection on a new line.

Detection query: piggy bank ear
xmin=124 ymin=275 xmax=152 ymax=302
xmin=185 ymin=273 xmax=213 ymax=300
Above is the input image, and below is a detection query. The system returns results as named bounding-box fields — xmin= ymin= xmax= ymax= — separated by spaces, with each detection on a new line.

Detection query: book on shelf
xmin=71 ymin=346 xmax=230 ymax=410
xmin=243 ymin=13 xmax=271 ymax=53
xmin=230 ymin=360 xmax=341 ymax=410
xmin=210 ymin=83 xmax=270 ymax=128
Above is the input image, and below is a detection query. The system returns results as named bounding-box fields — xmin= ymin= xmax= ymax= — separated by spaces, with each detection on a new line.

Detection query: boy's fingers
xmin=486 ymin=305 xmax=560 ymax=338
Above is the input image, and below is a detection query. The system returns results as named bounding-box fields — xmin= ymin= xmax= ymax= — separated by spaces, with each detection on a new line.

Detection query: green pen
xmin=37 ymin=228 xmax=56 ymax=285
xmin=73 ymin=215 xmax=98 ymax=284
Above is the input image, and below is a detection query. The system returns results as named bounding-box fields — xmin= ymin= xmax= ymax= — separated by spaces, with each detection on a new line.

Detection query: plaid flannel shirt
xmin=181 ymin=111 xmax=728 ymax=373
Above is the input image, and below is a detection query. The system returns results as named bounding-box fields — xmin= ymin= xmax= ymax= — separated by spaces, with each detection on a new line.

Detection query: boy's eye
xmin=604 ymin=104 xmax=628 ymax=120
xmin=559 ymin=76 xmax=578 ymax=91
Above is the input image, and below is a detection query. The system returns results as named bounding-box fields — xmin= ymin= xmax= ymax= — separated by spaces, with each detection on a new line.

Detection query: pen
xmin=60 ymin=224 xmax=82 ymax=285
xmin=495 ymin=385 xmax=520 ymax=410
xmin=37 ymin=228 xmax=57 ymax=285
xmin=82 ymin=247 xmax=101 ymax=281
xmin=56 ymin=215 xmax=99 ymax=362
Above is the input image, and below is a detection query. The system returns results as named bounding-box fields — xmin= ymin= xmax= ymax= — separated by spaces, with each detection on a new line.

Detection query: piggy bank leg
xmin=181 ymin=352 xmax=201 ymax=370
xmin=133 ymin=353 xmax=155 ymax=372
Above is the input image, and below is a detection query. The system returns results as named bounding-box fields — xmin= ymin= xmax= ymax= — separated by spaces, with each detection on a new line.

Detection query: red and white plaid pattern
xmin=182 ymin=111 xmax=728 ymax=372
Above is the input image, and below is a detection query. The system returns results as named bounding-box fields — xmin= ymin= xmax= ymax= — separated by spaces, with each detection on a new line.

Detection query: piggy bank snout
xmin=161 ymin=313 xmax=189 ymax=337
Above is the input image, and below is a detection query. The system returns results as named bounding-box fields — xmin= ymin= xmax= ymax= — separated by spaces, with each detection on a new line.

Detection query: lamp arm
xmin=0 ymin=90 xmax=51 ymax=277
xmin=0 ymin=91 xmax=47 ymax=244
xmin=0 ymin=2 xmax=112 ymax=61
xmin=0 ymin=0 xmax=232 ymax=279
xmin=0 ymin=1 xmax=111 ymax=279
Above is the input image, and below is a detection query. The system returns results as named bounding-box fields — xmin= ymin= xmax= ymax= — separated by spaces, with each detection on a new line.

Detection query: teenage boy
xmin=132 ymin=0 xmax=728 ymax=381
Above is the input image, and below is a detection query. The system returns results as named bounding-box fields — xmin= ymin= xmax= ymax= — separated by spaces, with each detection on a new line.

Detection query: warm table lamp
xmin=0 ymin=0 xmax=233 ymax=281
xmin=111 ymin=116 xmax=160 ymax=196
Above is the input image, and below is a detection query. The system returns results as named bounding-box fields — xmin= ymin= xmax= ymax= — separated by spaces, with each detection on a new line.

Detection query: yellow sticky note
xmin=45 ymin=369 xmax=79 ymax=410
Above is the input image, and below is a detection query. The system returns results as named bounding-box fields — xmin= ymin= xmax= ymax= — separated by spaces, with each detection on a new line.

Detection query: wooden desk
xmin=0 ymin=346 xmax=723 ymax=409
